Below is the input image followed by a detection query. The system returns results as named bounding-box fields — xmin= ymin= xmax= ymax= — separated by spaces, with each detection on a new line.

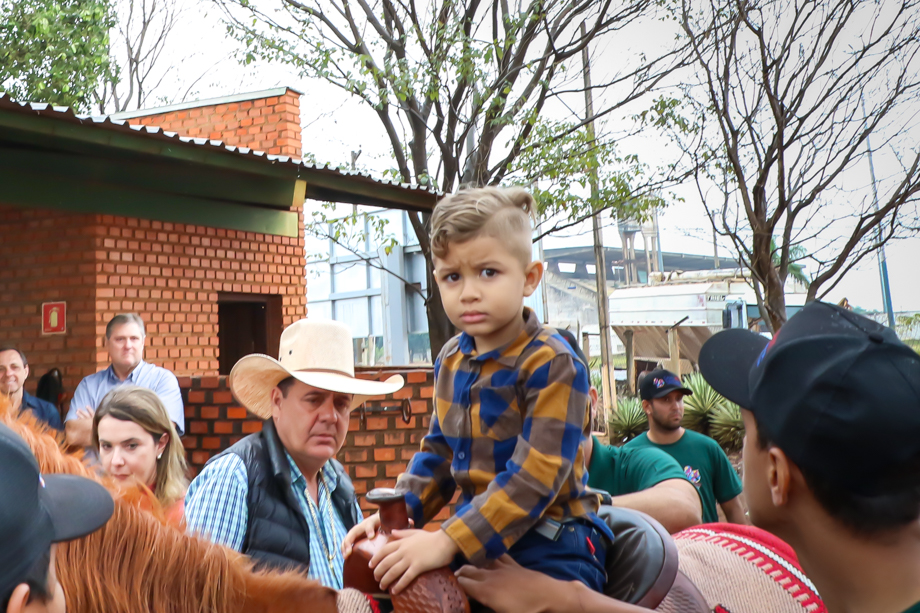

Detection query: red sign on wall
xmin=42 ymin=302 xmax=66 ymax=335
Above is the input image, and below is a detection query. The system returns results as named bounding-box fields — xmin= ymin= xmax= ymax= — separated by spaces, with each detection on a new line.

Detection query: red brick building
xmin=0 ymin=88 xmax=435 ymax=390
xmin=0 ymin=89 xmax=441 ymax=498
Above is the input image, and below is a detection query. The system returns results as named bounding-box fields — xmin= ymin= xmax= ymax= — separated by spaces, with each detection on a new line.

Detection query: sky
xmin=144 ymin=1 xmax=920 ymax=314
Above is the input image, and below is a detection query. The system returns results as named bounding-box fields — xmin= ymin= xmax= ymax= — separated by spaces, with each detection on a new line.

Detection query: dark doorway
xmin=218 ymin=293 xmax=283 ymax=375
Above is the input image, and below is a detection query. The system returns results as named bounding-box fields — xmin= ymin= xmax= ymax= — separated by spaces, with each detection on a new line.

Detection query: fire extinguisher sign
xmin=41 ymin=302 xmax=66 ymax=335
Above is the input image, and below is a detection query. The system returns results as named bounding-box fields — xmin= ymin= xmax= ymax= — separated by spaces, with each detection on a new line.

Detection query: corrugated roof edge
xmin=109 ymin=86 xmax=304 ymax=120
xmin=0 ymin=92 xmax=442 ymax=199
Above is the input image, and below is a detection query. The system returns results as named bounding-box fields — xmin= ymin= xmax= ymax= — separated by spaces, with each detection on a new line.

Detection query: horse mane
xmin=0 ymin=398 xmax=338 ymax=613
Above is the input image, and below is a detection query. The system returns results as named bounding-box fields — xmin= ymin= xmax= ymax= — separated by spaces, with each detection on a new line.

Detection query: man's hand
xmin=457 ymin=555 xmax=647 ymax=613
xmin=342 ymin=513 xmax=380 ymax=558
xmin=456 ymin=555 xmax=570 ymax=613
xmin=371 ymin=528 xmax=459 ymax=595
xmin=64 ymin=407 xmax=94 ymax=448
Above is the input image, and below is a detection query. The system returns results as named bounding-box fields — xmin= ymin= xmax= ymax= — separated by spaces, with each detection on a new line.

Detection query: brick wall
xmin=94 ymin=212 xmax=306 ymax=375
xmin=127 ymin=88 xmax=303 ymax=158
xmin=0 ymin=204 xmax=307 ymax=393
xmin=0 ymin=206 xmax=106 ymax=394
xmin=179 ymin=367 xmax=455 ymax=522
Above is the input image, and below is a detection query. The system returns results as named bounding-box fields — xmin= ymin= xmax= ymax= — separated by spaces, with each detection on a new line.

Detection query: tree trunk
xmin=750 ymin=239 xmax=788 ymax=332
xmin=425 ymin=269 xmax=455 ymax=361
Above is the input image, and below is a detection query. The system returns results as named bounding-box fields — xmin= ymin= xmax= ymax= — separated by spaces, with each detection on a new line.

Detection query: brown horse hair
xmin=0 ymin=396 xmax=338 ymax=613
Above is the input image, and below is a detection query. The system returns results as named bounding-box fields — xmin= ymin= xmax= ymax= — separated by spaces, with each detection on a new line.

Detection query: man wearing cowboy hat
xmin=184 ymin=319 xmax=403 ymax=589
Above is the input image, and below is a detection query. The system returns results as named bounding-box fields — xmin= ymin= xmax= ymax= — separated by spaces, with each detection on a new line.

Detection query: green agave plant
xmin=681 ymin=372 xmax=723 ymax=434
xmin=709 ymin=401 xmax=745 ymax=453
xmin=608 ymin=396 xmax=649 ymax=444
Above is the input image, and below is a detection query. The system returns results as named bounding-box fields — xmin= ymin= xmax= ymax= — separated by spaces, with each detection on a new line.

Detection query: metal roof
xmin=109 ymin=87 xmax=304 ymax=119
xmin=0 ymin=93 xmax=441 ymax=213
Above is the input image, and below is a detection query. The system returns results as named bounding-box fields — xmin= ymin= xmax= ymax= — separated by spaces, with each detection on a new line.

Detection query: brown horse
xmin=0 ymin=398 xmax=339 ymax=613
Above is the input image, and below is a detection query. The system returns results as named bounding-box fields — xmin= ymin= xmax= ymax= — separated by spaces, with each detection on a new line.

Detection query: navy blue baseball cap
xmin=0 ymin=423 xmax=114 ymax=600
xmin=699 ymin=301 xmax=920 ymax=495
xmin=639 ymin=368 xmax=692 ymax=401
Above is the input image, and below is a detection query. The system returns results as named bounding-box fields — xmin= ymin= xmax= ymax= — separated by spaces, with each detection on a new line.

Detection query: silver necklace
xmin=305 ymin=473 xmax=337 ymax=562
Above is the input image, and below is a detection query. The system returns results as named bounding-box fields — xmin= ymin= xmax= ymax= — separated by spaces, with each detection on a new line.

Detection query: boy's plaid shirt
xmin=396 ymin=308 xmax=602 ymax=564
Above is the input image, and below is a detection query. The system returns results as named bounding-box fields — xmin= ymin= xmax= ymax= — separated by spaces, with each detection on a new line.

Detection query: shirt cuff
xmin=441 ymin=513 xmax=487 ymax=564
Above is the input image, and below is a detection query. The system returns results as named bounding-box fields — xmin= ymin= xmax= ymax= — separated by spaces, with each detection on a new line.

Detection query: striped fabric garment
xmin=184 ymin=452 xmax=360 ymax=589
xmin=396 ymin=308 xmax=604 ymax=564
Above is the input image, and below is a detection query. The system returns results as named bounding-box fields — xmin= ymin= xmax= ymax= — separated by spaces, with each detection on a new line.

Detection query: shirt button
xmin=458 ymin=452 xmax=466 ymax=460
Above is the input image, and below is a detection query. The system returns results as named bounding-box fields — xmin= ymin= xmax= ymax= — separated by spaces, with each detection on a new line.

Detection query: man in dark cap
xmin=0 ymin=423 xmax=113 ymax=613
xmin=699 ymin=300 xmax=920 ymax=613
xmin=624 ymin=368 xmax=746 ymax=524
xmin=556 ymin=330 xmax=702 ymax=533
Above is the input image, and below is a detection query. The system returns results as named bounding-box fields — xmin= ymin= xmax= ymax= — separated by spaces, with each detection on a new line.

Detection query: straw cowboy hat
xmin=229 ymin=318 xmax=404 ymax=419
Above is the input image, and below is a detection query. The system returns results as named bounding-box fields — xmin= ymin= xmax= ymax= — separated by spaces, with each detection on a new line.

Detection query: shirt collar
xmin=20 ymin=390 xmax=36 ymax=407
xmin=458 ymin=307 xmax=542 ymax=362
xmin=106 ymin=360 xmax=147 ymax=383
xmin=284 ymin=451 xmax=339 ymax=491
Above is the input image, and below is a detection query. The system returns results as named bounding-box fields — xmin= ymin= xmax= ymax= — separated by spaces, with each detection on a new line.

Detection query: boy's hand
xmin=342 ymin=513 xmax=381 ymax=558
xmin=371 ymin=529 xmax=460 ymax=595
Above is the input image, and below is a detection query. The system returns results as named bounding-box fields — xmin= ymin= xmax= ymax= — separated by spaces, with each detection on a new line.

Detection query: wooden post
xmin=667 ymin=328 xmax=681 ymax=375
xmin=625 ymin=329 xmax=635 ymax=394
xmin=581 ymin=22 xmax=617 ymax=421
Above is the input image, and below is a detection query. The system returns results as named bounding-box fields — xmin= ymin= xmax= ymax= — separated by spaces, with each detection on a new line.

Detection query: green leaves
xmin=609 ymin=396 xmax=650 ymax=444
xmin=0 ymin=0 xmax=116 ymax=111
xmin=682 ymin=372 xmax=745 ymax=453
xmin=511 ymin=118 xmax=662 ymax=226
xmin=709 ymin=401 xmax=744 ymax=454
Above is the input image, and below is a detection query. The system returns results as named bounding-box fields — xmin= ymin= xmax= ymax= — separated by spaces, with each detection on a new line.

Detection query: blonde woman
xmin=93 ymin=385 xmax=188 ymax=525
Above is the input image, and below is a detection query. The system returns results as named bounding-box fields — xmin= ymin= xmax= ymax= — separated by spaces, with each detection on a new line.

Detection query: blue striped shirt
xmin=184 ymin=452 xmax=360 ymax=589
xmin=66 ymin=361 xmax=185 ymax=434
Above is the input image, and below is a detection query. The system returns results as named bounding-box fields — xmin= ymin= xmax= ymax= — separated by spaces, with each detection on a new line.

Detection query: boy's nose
xmin=460 ymin=281 xmax=480 ymax=301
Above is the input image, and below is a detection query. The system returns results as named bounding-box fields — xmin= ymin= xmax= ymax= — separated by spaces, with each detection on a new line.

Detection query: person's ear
xmin=156 ymin=433 xmax=169 ymax=459
xmin=23 ymin=364 xmax=30 ymax=380
xmin=641 ymin=399 xmax=652 ymax=416
xmin=5 ymin=583 xmax=31 ymax=613
xmin=766 ymin=446 xmax=793 ymax=507
xmin=270 ymin=386 xmax=285 ymax=414
xmin=588 ymin=387 xmax=599 ymax=415
xmin=522 ymin=260 xmax=544 ymax=297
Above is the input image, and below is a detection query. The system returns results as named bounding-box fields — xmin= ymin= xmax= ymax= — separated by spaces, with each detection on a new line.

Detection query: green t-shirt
xmin=625 ymin=429 xmax=742 ymax=523
xmin=587 ymin=435 xmax=691 ymax=496
xmin=902 ymin=603 xmax=920 ymax=613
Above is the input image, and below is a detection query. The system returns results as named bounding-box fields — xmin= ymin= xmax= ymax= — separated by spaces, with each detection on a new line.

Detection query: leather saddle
xmin=597 ymin=504 xmax=708 ymax=611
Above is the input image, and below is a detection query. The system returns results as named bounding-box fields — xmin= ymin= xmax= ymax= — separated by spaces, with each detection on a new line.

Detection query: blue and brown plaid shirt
xmin=396 ymin=308 xmax=604 ymax=564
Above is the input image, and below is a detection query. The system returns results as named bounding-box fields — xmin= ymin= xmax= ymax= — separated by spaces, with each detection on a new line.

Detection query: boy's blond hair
xmin=430 ymin=187 xmax=535 ymax=267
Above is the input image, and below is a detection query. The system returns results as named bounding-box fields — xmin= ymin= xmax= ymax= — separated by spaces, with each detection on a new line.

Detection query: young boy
xmin=343 ymin=187 xmax=611 ymax=595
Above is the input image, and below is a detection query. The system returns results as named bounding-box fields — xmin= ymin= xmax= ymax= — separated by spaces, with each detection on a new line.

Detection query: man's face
xmin=741 ymin=409 xmax=774 ymax=529
xmin=271 ymin=380 xmax=352 ymax=469
xmin=434 ymin=235 xmax=541 ymax=352
xmin=0 ymin=350 xmax=28 ymax=396
xmin=15 ymin=545 xmax=66 ymax=613
xmin=105 ymin=323 xmax=145 ymax=372
xmin=644 ymin=391 xmax=685 ymax=431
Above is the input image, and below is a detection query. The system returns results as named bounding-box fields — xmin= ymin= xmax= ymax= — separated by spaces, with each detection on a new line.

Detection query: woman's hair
xmin=92 ymin=386 xmax=188 ymax=507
